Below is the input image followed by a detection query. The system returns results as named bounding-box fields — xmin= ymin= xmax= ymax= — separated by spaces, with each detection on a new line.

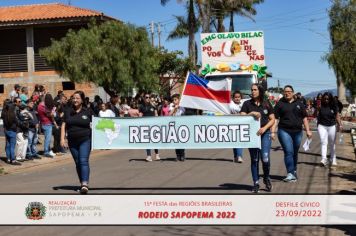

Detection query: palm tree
xmin=161 ymin=0 xmax=198 ymax=66
xmin=210 ymin=0 xmax=264 ymax=32
xmin=196 ymin=0 xmax=264 ymax=33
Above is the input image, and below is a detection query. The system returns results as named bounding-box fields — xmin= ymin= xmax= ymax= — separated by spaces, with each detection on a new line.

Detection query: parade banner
xmin=1 ymin=195 xmax=356 ymax=225
xmin=92 ymin=115 xmax=261 ymax=150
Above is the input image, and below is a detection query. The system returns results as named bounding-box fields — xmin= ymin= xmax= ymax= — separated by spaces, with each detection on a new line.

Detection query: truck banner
xmin=91 ymin=115 xmax=261 ymax=150
xmin=201 ymin=31 xmax=265 ymax=68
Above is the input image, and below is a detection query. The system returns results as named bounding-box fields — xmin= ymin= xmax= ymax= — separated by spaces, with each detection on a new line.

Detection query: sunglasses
xmin=145 ymin=96 xmax=150 ymax=99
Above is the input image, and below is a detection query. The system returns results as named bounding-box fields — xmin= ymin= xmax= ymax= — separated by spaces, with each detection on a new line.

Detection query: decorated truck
xmin=200 ymin=31 xmax=267 ymax=97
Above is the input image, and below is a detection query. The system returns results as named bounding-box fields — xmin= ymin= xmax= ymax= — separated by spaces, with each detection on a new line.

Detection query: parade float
xmin=200 ymin=31 xmax=267 ymax=98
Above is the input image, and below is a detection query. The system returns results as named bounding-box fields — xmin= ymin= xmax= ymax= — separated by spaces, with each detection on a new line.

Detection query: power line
xmin=266 ymin=47 xmax=356 ymax=54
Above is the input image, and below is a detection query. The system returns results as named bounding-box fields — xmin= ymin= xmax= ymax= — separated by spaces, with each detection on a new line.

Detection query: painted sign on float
xmin=91 ymin=115 xmax=261 ymax=150
xmin=201 ymin=31 xmax=265 ymax=68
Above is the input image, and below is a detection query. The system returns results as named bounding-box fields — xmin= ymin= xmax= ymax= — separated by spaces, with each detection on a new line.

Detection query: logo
xmin=296 ymin=105 xmax=301 ymax=109
xmin=82 ymin=115 xmax=88 ymax=120
xmin=25 ymin=202 xmax=46 ymax=220
xmin=263 ymin=109 xmax=268 ymax=114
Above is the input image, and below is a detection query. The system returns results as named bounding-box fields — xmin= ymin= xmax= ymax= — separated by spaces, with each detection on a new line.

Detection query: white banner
xmin=1 ymin=195 xmax=355 ymax=225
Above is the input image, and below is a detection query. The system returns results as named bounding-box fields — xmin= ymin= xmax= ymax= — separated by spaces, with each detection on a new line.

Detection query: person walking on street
xmin=317 ymin=92 xmax=342 ymax=167
xmin=229 ymin=91 xmax=246 ymax=163
xmin=169 ymin=94 xmax=186 ymax=161
xmin=273 ymin=85 xmax=312 ymax=182
xmin=61 ymin=91 xmax=94 ymax=194
xmin=139 ymin=92 xmax=160 ymax=162
xmin=240 ymin=84 xmax=275 ymax=193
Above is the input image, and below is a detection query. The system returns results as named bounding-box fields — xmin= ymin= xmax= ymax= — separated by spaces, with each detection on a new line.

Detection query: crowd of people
xmin=0 ymin=82 xmax=347 ymax=194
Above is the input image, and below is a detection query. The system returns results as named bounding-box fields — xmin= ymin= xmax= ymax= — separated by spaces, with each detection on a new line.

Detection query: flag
xmin=179 ymin=72 xmax=232 ymax=114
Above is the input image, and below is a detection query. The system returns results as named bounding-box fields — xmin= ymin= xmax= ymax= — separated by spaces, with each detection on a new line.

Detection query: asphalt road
xmin=0 ymin=136 xmax=332 ymax=194
xmin=0 ymin=130 xmax=355 ymax=235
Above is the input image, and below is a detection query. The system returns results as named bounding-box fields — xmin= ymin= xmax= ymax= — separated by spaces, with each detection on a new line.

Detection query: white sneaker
xmin=331 ymin=159 xmax=337 ymax=166
xmin=49 ymin=151 xmax=56 ymax=157
xmin=146 ymin=156 xmax=152 ymax=162
xmin=237 ymin=156 xmax=243 ymax=163
xmin=320 ymin=158 xmax=328 ymax=167
xmin=155 ymin=154 xmax=161 ymax=161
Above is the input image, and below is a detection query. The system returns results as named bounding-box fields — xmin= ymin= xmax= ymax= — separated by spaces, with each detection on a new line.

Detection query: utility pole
xmin=157 ymin=23 xmax=161 ymax=48
xmin=277 ymin=79 xmax=280 ymax=93
xmin=150 ymin=21 xmax=155 ymax=47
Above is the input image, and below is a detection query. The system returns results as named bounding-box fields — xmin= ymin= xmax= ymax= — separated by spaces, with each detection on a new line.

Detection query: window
xmin=0 ymin=84 xmax=4 ymax=93
xmin=62 ymin=82 xmax=75 ymax=90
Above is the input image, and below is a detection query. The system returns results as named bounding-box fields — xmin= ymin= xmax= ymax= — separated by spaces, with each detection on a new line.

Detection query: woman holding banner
xmin=139 ymin=92 xmax=160 ymax=162
xmin=61 ymin=91 xmax=94 ymax=194
xmin=240 ymin=84 xmax=275 ymax=193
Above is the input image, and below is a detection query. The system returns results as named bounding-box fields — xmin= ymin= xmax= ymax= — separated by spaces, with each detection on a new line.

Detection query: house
xmin=0 ymin=3 xmax=116 ymax=105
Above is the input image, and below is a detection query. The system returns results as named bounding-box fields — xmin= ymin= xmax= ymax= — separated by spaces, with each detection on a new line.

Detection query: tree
xmin=161 ymin=0 xmax=197 ymax=66
xmin=40 ymin=20 xmax=159 ymax=97
xmin=155 ymin=49 xmax=194 ymax=96
xmin=197 ymin=0 xmax=263 ymax=33
xmin=325 ymin=0 xmax=356 ymax=97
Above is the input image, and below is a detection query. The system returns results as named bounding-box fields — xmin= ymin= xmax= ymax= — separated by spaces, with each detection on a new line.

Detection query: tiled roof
xmin=0 ymin=3 xmax=106 ymax=23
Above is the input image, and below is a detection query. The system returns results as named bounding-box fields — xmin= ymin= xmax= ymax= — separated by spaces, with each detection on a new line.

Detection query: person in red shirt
xmin=37 ymin=94 xmax=57 ymax=157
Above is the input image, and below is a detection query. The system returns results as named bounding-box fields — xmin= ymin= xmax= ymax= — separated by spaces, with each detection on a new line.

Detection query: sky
xmin=0 ymin=0 xmax=336 ymax=95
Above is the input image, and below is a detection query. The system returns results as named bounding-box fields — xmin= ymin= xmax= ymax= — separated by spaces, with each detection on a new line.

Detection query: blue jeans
xmin=42 ymin=124 xmax=52 ymax=155
xmin=27 ymin=129 xmax=38 ymax=157
xmin=146 ymin=149 xmax=158 ymax=156
xmin=248 ymin=131 xmax=271 ymax=183
xmin=69 ymin=139 xmax=91 ymax=184
xmin=233 ymin=148 xmax=243 ymax=158
xmin=5 ymin=130 xmax=17 ymax=161
xmin=278 ymin=128 xmax=303 ymax=175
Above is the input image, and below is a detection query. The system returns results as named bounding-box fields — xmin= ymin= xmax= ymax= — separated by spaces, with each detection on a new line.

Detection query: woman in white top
xmin=229 ymin=91 xmax=246 ymax=163
xmin=99 ymin=102 xmax=116 ymax=118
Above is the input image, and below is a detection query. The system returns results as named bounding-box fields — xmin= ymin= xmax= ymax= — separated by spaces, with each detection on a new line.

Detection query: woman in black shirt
xmin=273 ymin=85 xmax=312 ymax=182
xmin=240 ymin=84 xmax=275 ymax=193
xmin=61 ymin=91 xmax=93 ymax=194
xmin=317 ymin=92 xmax=342 ymax=167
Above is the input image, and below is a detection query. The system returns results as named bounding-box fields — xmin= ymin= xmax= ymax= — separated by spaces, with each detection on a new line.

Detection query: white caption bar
xmin=0 ymin=195 xmax=355 ymax=225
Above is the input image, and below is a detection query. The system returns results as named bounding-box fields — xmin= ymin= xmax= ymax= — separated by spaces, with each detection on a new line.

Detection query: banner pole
xmin=178 ymin=71 xmax=190 ymax=107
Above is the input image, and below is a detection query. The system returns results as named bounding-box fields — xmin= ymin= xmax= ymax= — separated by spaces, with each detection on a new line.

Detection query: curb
xmin=0 ymin=149 xmax=111 ymax=175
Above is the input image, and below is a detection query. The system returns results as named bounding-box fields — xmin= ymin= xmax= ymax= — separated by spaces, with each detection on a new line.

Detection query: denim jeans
xmin=69 ymin=139 xmax=91 ymax=184
xmin=248 ymin=130 xmax=271 ymax=184
xmin=42 ymin=124 xmax=52 ymax=155
xmin=233 ymin=148 xmax=243 ymax=158
xmin=27 ymin=129 xmax=38 ymax=157
xmin=278 ymin=128 xmax=303 ymax=175
xmin=146 ymin=149 xmax=158 ymax=156
xmin=5 ymin=130 xmax=17 ymax=161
